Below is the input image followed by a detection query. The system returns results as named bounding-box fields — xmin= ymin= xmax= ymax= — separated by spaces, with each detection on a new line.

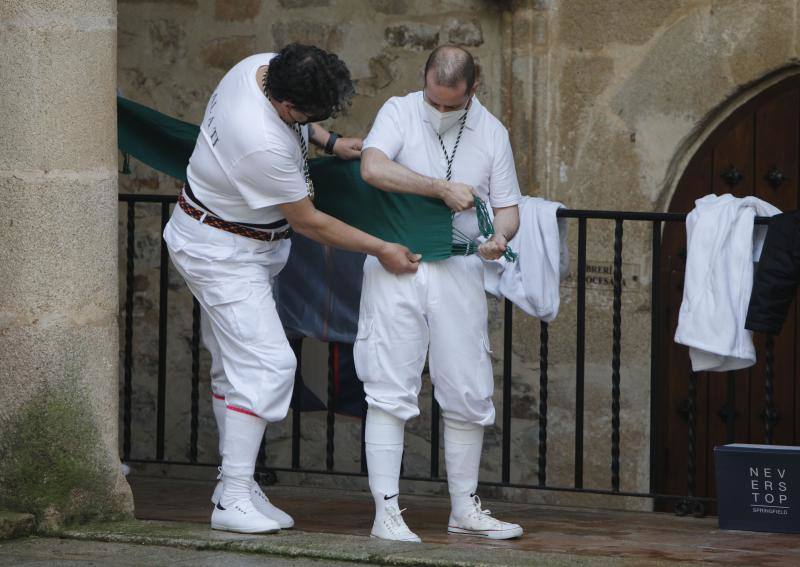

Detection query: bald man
xmin=356 ymin=46 xmax=523 ymax=542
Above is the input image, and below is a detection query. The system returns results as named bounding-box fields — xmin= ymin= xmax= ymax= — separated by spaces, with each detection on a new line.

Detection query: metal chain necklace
xmin=262 ymin=70 xmax=315 ymax=200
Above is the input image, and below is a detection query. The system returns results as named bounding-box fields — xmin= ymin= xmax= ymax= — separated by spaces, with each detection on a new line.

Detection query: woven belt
xmin=178 ymin=192 xmax=292 ymax=242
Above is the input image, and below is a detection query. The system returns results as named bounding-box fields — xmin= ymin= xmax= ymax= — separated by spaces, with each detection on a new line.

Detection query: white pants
xmin=354 ymin=255 xmax=495 ymax=426
xmin=163 ymin=206 xmax=296 ymax=421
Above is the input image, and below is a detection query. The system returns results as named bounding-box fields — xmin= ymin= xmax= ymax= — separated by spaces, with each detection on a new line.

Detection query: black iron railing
xmin=118 ymin=193 xmax=777 ymax=515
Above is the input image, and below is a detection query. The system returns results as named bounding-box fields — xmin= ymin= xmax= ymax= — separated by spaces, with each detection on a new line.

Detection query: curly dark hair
xmin=265 ymin=43 xmax=355 ymax=120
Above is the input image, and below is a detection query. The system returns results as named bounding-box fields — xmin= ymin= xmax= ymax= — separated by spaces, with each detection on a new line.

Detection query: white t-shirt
xmin=363 ymin=91 xmax=521 ymax=239
xmin=186 ymin=53 xmax=310 ymax=224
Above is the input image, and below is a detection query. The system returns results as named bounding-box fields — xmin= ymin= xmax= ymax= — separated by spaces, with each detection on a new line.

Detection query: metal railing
xmin=118 ymin=193 xmax=778 ymax=516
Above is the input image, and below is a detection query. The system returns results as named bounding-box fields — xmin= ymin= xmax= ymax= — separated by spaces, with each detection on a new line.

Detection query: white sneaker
xmin=211 ymin=473 xmax=294 ymax=529
xmin=370 ymin=505 xmax=422 ymax=543
xmin=250 ymin=482 xmax=294 ymax=528
xmin=210 ymin=499 xmax=280 ymax=534
xmin=448 ymin=495 xmax=523 ymax=540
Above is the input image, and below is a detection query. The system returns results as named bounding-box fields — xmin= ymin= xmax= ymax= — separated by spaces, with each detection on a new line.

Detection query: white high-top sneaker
xmin=211 ymin=469 xmax=294 ymax=529
xmin=447 ymin=495 xmax=523 ymax=540
xmin=370 ymin=505 xmax=422 ymax=543
xmin=211 ymin=499 xmax=280 ymax=534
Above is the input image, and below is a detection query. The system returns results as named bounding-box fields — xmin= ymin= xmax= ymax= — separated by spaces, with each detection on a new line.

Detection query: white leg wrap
xmin=220 ymin=409 xmax=266 ymax=507
xmin=444 ymin=417 xmax=484 ymax=518
xmin=365 ymin=406 xmax=405 ymax=518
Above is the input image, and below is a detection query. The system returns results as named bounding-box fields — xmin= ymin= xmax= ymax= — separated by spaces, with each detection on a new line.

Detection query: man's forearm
xmin=308 ymin=123 xmax=332 ymax=148
xmin=361 ymin=148 xmax=444 ymax=199
xmin=293 ymin=207 xmax=388 ymax=257
xmin=491 ymin=206 xmax=520 ymax=241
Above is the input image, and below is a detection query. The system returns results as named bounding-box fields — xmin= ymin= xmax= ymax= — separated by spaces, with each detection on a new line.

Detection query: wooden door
xmin=657 ymin=77 xmax=800 ymax=511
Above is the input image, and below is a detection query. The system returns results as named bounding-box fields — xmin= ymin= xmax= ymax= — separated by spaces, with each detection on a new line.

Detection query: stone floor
xmin=0 ymin=537 xmax=363 ymax=567
xmin=118 ymin=475 xmax=800 ymax=566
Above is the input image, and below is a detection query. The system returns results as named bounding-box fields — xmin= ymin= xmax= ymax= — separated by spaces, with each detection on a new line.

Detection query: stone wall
xmin=118 ymin=0 xmax=800 ymax=508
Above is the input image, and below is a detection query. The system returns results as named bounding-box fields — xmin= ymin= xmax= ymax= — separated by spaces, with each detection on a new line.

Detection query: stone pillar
xmin=0 ymin=1 xmax=133 ymax=528
xmin=504 ymin=0 xmax=552 ymax=196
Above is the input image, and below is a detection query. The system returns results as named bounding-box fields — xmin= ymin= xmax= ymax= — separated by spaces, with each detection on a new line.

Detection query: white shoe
xmin=370 ymin=505 xmax=422 ymax=543
xmin=448 ymin=495 xmax=523 ymax=540
xmin=210 ymin=499 xmax=280 ymax=534
xmin=212 ymin=473 xmax=294 ymax=529
xmin=250 ymin=482 xmax=294 ymax=528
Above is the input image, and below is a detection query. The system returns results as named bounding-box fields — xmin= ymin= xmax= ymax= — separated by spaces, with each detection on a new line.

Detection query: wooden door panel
xmin=658 ymin=80 xmax=800 ymax=509
xmin=754 ymin=88 xmax=799 ymax=208
xmin=712 ymin=113 xmax=754 ymax=199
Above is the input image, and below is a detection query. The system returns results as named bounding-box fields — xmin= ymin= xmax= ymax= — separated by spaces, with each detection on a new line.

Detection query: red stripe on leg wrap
xmin=226 ymin=405 xmax=259 ymax=418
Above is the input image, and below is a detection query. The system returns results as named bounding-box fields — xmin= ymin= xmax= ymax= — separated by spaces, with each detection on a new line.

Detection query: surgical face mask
xmin=424 ymin=100 xmax=468 ymax=136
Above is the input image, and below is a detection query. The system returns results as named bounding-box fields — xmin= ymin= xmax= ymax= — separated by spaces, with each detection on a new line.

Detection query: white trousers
xmin=163 ymin=206 xmax=296 ymax=421
xmin=354 ymin=255 xmax=495 ymax=426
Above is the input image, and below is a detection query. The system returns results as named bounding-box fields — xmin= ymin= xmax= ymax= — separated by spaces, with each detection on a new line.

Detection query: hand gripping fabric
xmin=308 ymin=157 xmax=454 ymax=261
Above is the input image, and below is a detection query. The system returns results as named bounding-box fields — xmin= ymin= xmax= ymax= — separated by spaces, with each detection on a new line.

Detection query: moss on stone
xmin=0 ymin=388 xmax=122 ymax=528
xmin=0 ymin=510 xmax=35 ymax=540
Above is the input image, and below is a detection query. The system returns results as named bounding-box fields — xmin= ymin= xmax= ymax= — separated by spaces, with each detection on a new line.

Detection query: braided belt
xmin=178 ymin=192 xmax=292 ymax=242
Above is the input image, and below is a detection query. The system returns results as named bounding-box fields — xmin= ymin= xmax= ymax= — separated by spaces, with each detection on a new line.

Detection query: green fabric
xmin=309 ymin=157 xmax=452 ymax=260
xmin=117 ymin=96 xmax=198 ymax=182
xmin=117 ymin=95 xmax=458 ymax=260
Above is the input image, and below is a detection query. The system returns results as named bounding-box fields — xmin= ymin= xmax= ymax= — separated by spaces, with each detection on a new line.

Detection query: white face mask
xmin=425 ymin=101 xmax=468 ymax=136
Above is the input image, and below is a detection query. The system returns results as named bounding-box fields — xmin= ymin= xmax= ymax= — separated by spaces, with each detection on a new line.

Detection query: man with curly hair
xmin=163 ymin=44 xmax=420 ymax=535
xmin=356 ymin=45 xmax=523 ymax=542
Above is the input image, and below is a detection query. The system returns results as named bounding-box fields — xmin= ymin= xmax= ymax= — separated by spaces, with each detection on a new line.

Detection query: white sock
xmin=212 ymin=395 xmax=226 ymax=460
xmin=220 ymin=408 xmax=266 ymax=508
xmin=444 ymin=417 xmax=484 ymax=519
xmin=365 ymin=407 xmax=405 ymax=519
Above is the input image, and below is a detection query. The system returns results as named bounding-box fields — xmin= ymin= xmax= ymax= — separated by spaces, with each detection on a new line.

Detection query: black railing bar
xmin=430 ymin=392 xmax=440 ymax=478
xmin=501 ymin=298 xmax=513 ymax=484
xmin=764 ymin=334 xmax=775 ymax=445
xmin=117 ymin=195 xmax=772 ymax=225
xmin=725 ymin=371 xmax=736 ymax=444
xmin=119 ymin=193 xmax=178 ymax=204
xmin=556 ymin=209 xmax=772 ymax=224
xmin=649 ymin=221 xmax=662 ymax=494
xmin=122 ymin=202 xmax=135 ymax=462
xmin=189 ymin=298 xmax=200 ymax=463
xmin=125 ymin=459 xmax=714 ymax=502
xmin=538 ymin=321 xmax=548 ymax=487
xmin=155 ymin=202 xmax=170 ymax=461
xmin=360 ymin=411 xmax=368 ymax=474
xmin=290 ymin=340 xmax=302 ymax=470
xmin=574 ymin=218 xmax=586 ymax=489
xmin=326 ymin=343 xmax=336 ymax=471
xmin=610 ymin=219 xmax=623 ymax=492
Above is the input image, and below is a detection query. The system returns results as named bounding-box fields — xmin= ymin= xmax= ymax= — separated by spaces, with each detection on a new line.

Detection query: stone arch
xmin=598 ymin=2 xmax=800 ymax=211
xmin=659 ymin=65 xmax=800 ymax=212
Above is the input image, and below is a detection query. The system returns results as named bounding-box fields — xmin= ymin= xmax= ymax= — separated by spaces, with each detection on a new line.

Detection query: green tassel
xmin=475 ymin=197 xmax=518 ymax=262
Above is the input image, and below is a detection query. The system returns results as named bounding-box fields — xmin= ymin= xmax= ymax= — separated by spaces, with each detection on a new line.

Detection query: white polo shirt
xmin=186 ymin=53 xmax=310 ymax=224
xmin=363 ymin=91 xmax=521 ymax=239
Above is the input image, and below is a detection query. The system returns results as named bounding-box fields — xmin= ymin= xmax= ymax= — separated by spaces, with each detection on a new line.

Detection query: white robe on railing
xmin=674 ymin=193 xmax=780 ymax=372
xmin=482 ymin=196 xmax=569 ymax=322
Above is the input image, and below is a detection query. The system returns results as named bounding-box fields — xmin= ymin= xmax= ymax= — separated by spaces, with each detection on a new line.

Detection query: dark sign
xmin=715 ymin=444 xmax=799 ymax=533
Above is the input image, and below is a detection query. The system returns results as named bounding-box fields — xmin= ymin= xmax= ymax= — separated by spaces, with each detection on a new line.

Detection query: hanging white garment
xmin=482 ymin=196 xmax=569 ymax=322
xmin=674 ymin=193 xmax=780 ymax=372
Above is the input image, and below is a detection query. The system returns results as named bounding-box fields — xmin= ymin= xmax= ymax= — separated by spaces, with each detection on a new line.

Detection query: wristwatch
xmin=324 ymin=132 xmax=339 ymax=155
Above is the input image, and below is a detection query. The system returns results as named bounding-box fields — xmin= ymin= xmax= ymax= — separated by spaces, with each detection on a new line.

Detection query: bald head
xmin=424 ymin=45 xmax=477 ymax=94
